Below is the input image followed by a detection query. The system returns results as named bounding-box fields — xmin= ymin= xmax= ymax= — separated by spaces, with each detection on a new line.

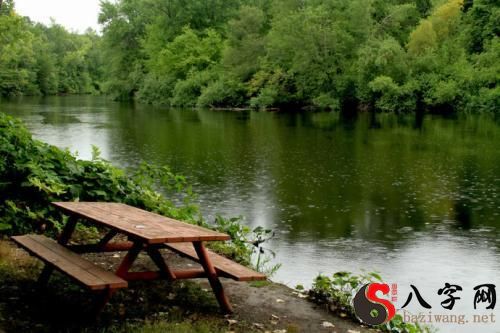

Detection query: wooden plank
xmin=165 ymin=243 xmax=267 ymax=281
xmin=52 ymin=202 xmax=230 ymax=244
xmin=12 ymin=235 xmax=128 ymax=290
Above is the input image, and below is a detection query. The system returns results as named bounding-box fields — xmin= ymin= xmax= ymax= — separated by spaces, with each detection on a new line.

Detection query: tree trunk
xmin=0 ymin=0 xmax=3 ymax=12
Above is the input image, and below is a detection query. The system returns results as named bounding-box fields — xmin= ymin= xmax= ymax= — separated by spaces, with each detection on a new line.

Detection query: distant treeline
xmin=1 ymin=0 xmax=498 ymax=113
xmin=0 ymin=0 xmax=102 ymax=96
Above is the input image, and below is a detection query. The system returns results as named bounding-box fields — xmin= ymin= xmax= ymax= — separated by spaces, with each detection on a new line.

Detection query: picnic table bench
xmin=11 ymin=202 xmax=266 ymax=314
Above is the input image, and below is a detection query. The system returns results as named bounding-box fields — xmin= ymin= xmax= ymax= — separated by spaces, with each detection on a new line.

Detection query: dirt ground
xmin=0 ymin=240 xmax=373 ymax=333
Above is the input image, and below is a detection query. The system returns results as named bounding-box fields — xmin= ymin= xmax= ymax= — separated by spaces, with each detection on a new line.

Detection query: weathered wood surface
xmin=11 ymin=234 xmax=128 ymax=290
xmin=52 ymin=202 xmax=230 ymax=244
xmin=165 ymin=242 xmax=267 ymax=281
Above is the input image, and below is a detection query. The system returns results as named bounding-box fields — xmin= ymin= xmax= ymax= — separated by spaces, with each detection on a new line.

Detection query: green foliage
xmin=222 ymin=6 xmax=268 ymax=81
xmin=208 ymin=215 xmax=280 ymax=275
xmin=463 ymin=0 xmax=499 ymax=53
xmin=138 ymin=28 xmax=224 ymax=106
xmin=1 ymin=0 xmax=498 ymax=113
xmin=197 ymin=77 xmax=246 ymax=107
xmin=96 ymin=0 xmax=498 ymax=114
xmin=310 ymin=272 xmax=433 ymax=333
xmin=0 ymin=3 xmax=102 ymax=97
xmin=0 ymin=0 xmax=14 ymax=16
xmin=0 ymin=14 xmax=38 ymax=96
xmin=416 ymin=0 xmax=433 ymax=16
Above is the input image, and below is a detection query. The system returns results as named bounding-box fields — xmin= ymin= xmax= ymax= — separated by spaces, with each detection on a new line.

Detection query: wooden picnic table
xmin=12 ymin=202 xmax=266 ymax=315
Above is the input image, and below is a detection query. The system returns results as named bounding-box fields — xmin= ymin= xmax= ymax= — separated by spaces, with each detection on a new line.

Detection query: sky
xmin=15 ymin=0 xmax=103 ymax=33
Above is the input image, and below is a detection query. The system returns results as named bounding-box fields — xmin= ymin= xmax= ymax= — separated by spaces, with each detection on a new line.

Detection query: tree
xmin=0 ymin=0 xmax=15 ymax=15
xmin=222 ymin=6 xmax=267 ymax=81
xmin=416 ymin=0 xmax=432 ymax=16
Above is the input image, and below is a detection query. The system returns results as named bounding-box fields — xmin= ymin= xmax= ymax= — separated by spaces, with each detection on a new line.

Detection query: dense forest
xmin=0 ymin=0 xmax=102 ymax=96
xmin=0 ymin=0 xmax=498 ymax=113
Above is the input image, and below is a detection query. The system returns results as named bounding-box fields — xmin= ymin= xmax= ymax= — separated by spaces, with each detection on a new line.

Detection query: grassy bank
xmin=0 ymin=240 xmax=258 ymax=333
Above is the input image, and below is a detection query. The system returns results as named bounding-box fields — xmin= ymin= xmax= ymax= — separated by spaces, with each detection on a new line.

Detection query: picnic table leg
xmin=92 ymin=288 xmax=115 ymax=319
xmin=96 ymin=230 xmax=118 ymax=250
xmin=147 ymin=247 xmax=176 ymax=281
xmin=37 ymin=265 xmax=54 ymax=288
xmin=192 ymin=241 xmax=233 ymax=314
xmin=115 ymin=240 xmax=143 ymax=279
xmin=57 ymin=215 xmax=78 ymax=245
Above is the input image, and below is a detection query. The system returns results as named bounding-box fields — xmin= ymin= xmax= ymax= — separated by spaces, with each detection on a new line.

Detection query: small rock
xmin=227 ymin=319 xmax=238 ymax=325
xmin=271 ymin=314 xmax=279 ymax=320
xmin=347 ymin=330 xmax=360 ymax=333
xmin=275 ymin=298 xmax=285 ymax=303
xmin=322 ymin=321 xmax=335 ymax=328
xmin=273 ymin=330 xmax=286 ymax=333
xmin=253 ymin=323 xmax=264 ymax=329
xmin=167 ymin=293 xmax=176 ymax=300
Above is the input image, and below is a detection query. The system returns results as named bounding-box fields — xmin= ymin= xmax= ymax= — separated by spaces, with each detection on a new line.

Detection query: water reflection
xmin=2 ymin=96 xmax=500 ymax=332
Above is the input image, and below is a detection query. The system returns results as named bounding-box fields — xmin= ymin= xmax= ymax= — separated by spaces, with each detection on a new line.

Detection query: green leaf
xmin=0 ymin=223 xmax=12 ymax=231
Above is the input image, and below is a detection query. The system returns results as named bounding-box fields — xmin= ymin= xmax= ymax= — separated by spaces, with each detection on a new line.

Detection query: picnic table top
xmin=52 ymin=202 xmax=230 ymax=244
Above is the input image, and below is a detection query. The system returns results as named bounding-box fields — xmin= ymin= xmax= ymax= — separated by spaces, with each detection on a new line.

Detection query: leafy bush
xmin=249 ymin=87 xmax=278 ymax=109
xmin=0 ymin=112 xmax=275 ymax=271
xmin=197 ymin=78 xmax=245 ymax=108
xmin=312 ymin=93 xmax=341 ymax=111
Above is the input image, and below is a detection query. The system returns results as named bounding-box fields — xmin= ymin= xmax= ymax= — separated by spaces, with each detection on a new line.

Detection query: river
xmin=2 ymin=95 xmax=500 ymax=332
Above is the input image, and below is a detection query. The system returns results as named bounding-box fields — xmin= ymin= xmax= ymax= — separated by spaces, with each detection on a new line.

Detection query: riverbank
xmin=0 ymin=239 xmax=371 ymax=333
